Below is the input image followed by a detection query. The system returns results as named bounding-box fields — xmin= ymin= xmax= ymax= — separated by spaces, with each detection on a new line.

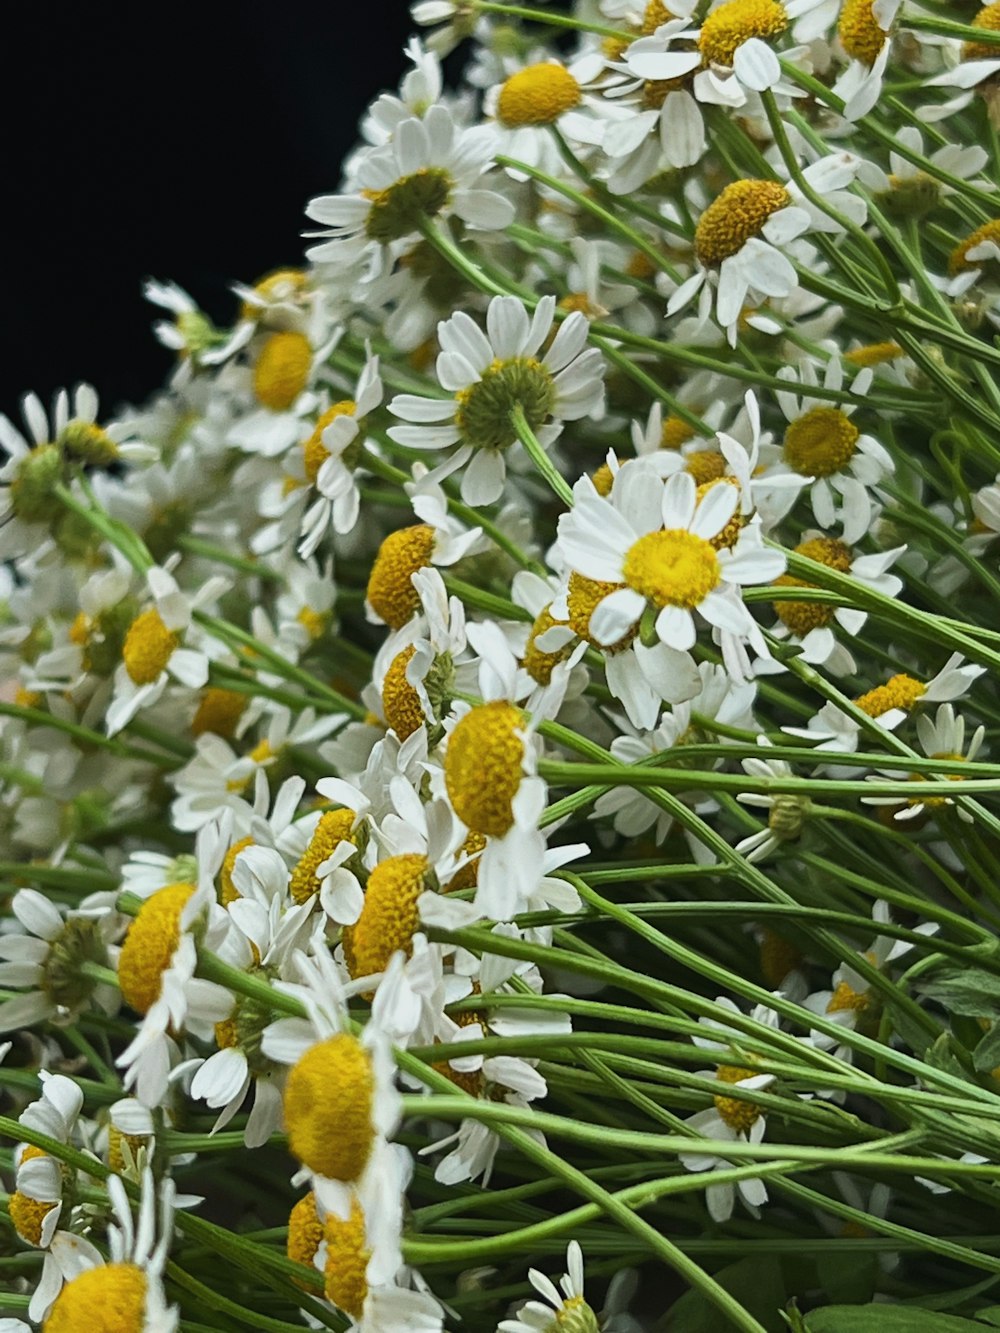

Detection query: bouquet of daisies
xmin=4 ymin=2 xmax=1000 ymax=1329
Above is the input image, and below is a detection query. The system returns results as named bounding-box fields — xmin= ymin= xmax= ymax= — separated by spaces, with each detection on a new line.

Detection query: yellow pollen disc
xmin=771 ymin=536 xmax=852 ymax=636
xmin=699 ymin=0 xmax=788 ymax=66
xmin=603 ymin=33 xmax=632 ymax=60
xmin=567 ymin=571 xmax=638 ymax=652
xmin=783 ymin=406 xmax=859 ymax=477
xmin=61 ymin=420 xmax=119 ymax=466
xmin=253 ymin=331 xmax=312 ymax=411
xmin=497 ymin=62 xmax=582 ymax=127
xmin=662 ymin=414 xmax=697 ymax=449
xmin=623 ymin=529 xmax=721 ymax=609
xmin=695 ymin=180 xmax=791 ymax=267
xmin=241 ymin=268 xmax=309 ymax=321
xmin=443 ymin=829 xmax=488 ymax=892
xmin=695 ymin=477 xmax=745 ymax=550
xmin=367 ymin=525 xmax=436 ymax=628
xmin=854 ymin=673 xmax=926 ymax=718
xmin=10 ymin=1188 xmax=56 ymax=1246
xmin=758 ymin=929 xmax=803 ymax=987
xmin=323 ymin=1198 xmax=370 ymax=1318
xmin=107 ymin=1126 xmax=148 ymax=1175
xmin=345 ymin=854 xmax=427 ymax=981
xmin=303 ymin=401 xmax=356 ymax=485
xmin=218 ymin=836 xmax=255 ymax=906
xmin=713 ymin=1065 xmax=762 ymax=1133
xmin=643 ymin=0 xmax=676 ymax=34
xmin=191 ymin=686 xmax=247 ymax=739
xmin=826 ymin=979 xmax=869 ymax=1013
xmin=445 ymin=701 xmax=525 ymax=838
xmin=643 ymin=75 xmax=689 ymax=107
xmin=909 ymin=752 xmax=966 ymax=808
xmin=950 ymin=219 xmax=1000 ymax=275
xmin=288 ymin=1192 xmax=324 ymax=1280
xmin=964 ymin=4 xmax=1000 ymax=61
xmin=297 ymin=606 xmax=329 ymax=641
xmin=284 ymin=1034 xmax=375 ymax=1181
xmin=43 ymin=1261 xmax=147 ymax=1333
xmin=626 ymin=251 xmax=657 ymax=280
xmin=845 ymin=340 xmax=903 ymax=367
xmin=433 ymin=1045 xmax=486 ymax=1097
xmin=289 ymin=809 xmax=357 ymax=905
xmin=118 ymin=882 xmax=195 ymax=1015
xmin=382 ymin=645 xmax=425 ymax=740
xmin=838 ymin=0 xmax=890 ymax=65
xmin=559 ymin=292 xmax=600 ymax=318
xmin=122 ymin=608 xmax=179 ymax=686
xmin=15 ymin=685 xmax=41 ymax=709
xmin=685 ymin=450 xmax=727 ymax=485
xmin=591 ymin=462 xmax=616 ymax=496
xmin=524 ymin=604 xmax=574 ymax=685
xmin=69 ymin=610 xmax=91 ymax=646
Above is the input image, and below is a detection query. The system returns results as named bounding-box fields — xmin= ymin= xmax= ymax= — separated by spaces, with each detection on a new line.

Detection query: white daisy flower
xmin=387 ymin=294 xmax=605 ymax=506
xmin=499 ymin=1241 xmax=599 ymax=1333
xmin=486 ymin=52 xmax=611 ymax=177
xmin=735 ymin=736 xmax=812 ymax=862
xmin=863 ymin=702 xmax=987 ymax=825
xmin=306 ymin=106 xmax=513 ymax=266
xmin=834 ymin=0 xmax=902 ymax=120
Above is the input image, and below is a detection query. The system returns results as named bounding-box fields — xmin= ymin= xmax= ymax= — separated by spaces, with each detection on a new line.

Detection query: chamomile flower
xmin=40 ymin=1168 xmax=178 ymax=1333
xmin=387 ymin=294 xmax=605 ymax=505
xmin=487 ymin=52 xmax=611 ymax=176
xmin=735 ymin=736 xmax=813 ymax=862
xmin=365 ymin=506 xmax=484 ymax=628
xmin=669 ymin=156 xmax=865 ymax=339
xmin=556 ymin=464 xmax=784 ymax=665
xmin=306 ymin=106 xmax=513 ymax=266
xmin=833 ymin=0 xmax=902 ymax=120
xmin=106 ymin=564 xmax=229 ymax=737
xmin=863 ymin=703 xmax=986 ymax=825
xmin=499 ymin=1241 xmax=599 ymax=1333
xmin=9 ymin=1074 xmax=83 ymax=1254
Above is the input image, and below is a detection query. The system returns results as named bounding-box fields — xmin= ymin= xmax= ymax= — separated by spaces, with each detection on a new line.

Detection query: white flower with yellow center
xmin=106 ymin=564 xmax=229 ymax=737
xmin=387 ymin=294 xmax=605 ymax=506
xmin=227 ymin=326 xmax=335 ymax=459
xmin=668 ymin=156 xmax=865 ymax=338
xmin=864 ymin=702 xmax=986 ymax=825
xmin=499 ymin=1241 xmax=600 ymax=1333
xmin=274 ymin=556 xmax=339 ymax=655
xmin=735 ymin=735 xmax=812 ymax=862
xmin=261 ymin=945 xmax=401 ymax=1217
xmin=756 ymin=356 xmax=893 ymax=544
xmin=360 ymin=37 xmax=444 ymax=146
xmin=306 ymin=105 xmax=513 ymax=265
xmin=38 ymin=1167 xmax=178 ymax=1333
xmin=8 ymin=1076 xmax=82 ymax=1273
xmin=145 ymin=278 xmax=249 ymax=367
xmin=557 ymin=463 xmax=784 ymax=664
xmin=486 ymin=53 xmax=611 ymax=177
xmin=364 ymin=500 xmax=485 ymax=628
xmin=834 ymin=0 xmax=902 ymax=121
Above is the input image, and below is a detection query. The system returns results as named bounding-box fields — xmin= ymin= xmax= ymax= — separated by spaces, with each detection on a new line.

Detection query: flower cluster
xmin=3 ymin=2 xmax=1000 ymax=1330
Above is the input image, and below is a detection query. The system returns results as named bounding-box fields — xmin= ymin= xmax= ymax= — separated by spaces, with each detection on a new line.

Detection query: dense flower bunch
xmin=5 ymin=2 xmax=1000 ymax=1329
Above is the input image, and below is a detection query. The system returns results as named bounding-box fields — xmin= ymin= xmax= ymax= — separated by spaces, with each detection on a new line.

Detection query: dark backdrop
xmin=2 ymin=3 xmax=417 ymax=419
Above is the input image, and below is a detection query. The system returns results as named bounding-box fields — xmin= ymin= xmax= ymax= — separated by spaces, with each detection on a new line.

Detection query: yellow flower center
xmin=344 ymin=854 xmax=428 ymax=981
xmin=323 ymin=1198 xmax=370 ymax=1318
xmin=10 ymin=1178 xmax=56 ymax=1247
xmin=122 ymin=609 xmax=179 ymax=686
xmin=43 ymin=1262 xmax=147 ymax=1333
xmin=364 ymin=169 xmax=453 ymax=243
xmin=643 ymin=0 xmax=676 ymax=33
xmin=758 ymin=929 xmax=803 ymax=987
xmin=253 ymin=331 xmax=312 ymax=411
xmin=381 ymin=646 xmax=425 ymax=740
xmin=623 ymin=529 xmax=721 ymax=609
xmin=854 ymin=673 xmax=926 ymax=718
xmin=283 ymin=1034 xmax=375 ymax=1181
xmin=771 ymin=536 xmax=852 ymax=636
xmin=713 ymin=1064 xmax=762 ymax=1134
xmin=219 ymin=836 xmax=255 ymax=906
xmin=455 ymin=356 xmax=555 ymax=451
xmin=685 ymin=450 xmax=727 ymax=485
xmin=695 ymin=180 xmax=791 ymax=267
xmin=826 ymin=979 xmax=869 ymax=1013
xmin=289 ymin=808 xmax=358 ymax=905
xmin=107 ymin=1125 xmax=150 ymax=1174
xmin=695 ymin=477 xmax=745 ymax=550
xmin=367 ymin=524 xmax=436 ymax=628
xmin=297 ymin=606 xmax=329 ymax=641
xmin=445 ymin=701 xmax=525 ymax=837
xmin=524 ymin=604 xmax=575 ymax=685
xmin=497 ymin=62 xmax=582 ymax=127
xmin=117 ymin=882 xmax=195 ymax=1015
xmin=15 ymin=685 xmax=42 ymax=709
xmin=287 ymin=1191 xmax=324 ymax=1281
xmin=191 ymin=686 xmax=247 ymax=739
xmin=845 ymin=341 xmax=903 ymax=368
xmin=60 ymin=420 xmax=119 ymax=467
xmin=663 ymin=414 xmax=697 ymax=449
xmin=241 ymin=268 xmax=310 ymax=321
xmin=909 ymin=752 xmax=967 ymax=808
xmin=965 ymin=4 xmax=1000 ymax=61
xmin=303 ymin=401 xmax=357 ymax=485
xmin=443 ymin=830 xmax=488 ymax=893
xmin=591 ymin=461 xmax=615 ymax=496
xmin=950 ymin=219 xmax=1000 ymax=275
xmin=566 ymin=572 xmax=638 ymax=651
xmin=838 ymin=0 xmax=889 ymax=64
xmin=783 ymin=406 xmax=859 ymax=477
xmin=699 ymin=0 xmax=788 ymax=66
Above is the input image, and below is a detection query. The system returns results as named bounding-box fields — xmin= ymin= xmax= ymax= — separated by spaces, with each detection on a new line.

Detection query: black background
xmin=2 ymin=3 xmax=418 ymax=420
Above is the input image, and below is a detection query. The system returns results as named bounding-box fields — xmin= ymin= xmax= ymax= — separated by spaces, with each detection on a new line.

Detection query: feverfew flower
xmin=387 ymin=295 xmax=605 ymax=505
xmin=499 ymin=1241 xmax=600 ymax=1333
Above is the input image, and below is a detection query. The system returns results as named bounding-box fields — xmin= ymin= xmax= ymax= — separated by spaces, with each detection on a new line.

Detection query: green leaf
xmin=974 ymin=1026 xmax=1000 ymax=1073
xmin=806 ymin=1305 xmax=993 ymax=1331
xmin=664 ymin=1257 xmax=787 ymax=1333
xmin=973 ymin=1310 xmax=1000 ymax=1328
xmin=920 ymin=968 xmax=1000 ymax=1019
